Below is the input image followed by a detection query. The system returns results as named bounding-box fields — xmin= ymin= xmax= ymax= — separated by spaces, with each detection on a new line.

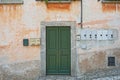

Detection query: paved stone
xmin=39 ymin=76 xmax=77 ymax=80
xmin=38 ymin=75 xmax=120 ymax=80
xmin=93 ymin=75 xmax=120 ymax=80
xmin=56 ymin=79 xmax=64 ymax=80
xmin=46 ymin=79 xmax=54 ymax=80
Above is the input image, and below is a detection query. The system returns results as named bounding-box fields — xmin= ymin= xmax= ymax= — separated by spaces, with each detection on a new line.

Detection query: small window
xmin=0 ymin=0 xmax=23 ymax=4
xmin=108 ymin=57 xmax=115 ymax=66
xmin=102 ymin=0 xmax=120 ymax=3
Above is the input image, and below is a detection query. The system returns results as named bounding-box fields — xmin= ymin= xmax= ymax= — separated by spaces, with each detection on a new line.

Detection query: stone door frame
xmin=40 ymin=21 xmax=77 ymax=77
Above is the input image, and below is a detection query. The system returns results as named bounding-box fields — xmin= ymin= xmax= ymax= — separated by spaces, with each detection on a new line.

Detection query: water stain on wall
xmin=80 ymin=51 xmax=106 ymax=73
xmin=47 ymin=3 xmax=70 ymax=11
xmin=102 ymin=3 xmax=116 ymax=12
xmin=117 ymin=4 xmax=120 ymax=11
xmin=0 ymin=5 xmax=22 ymax=25
xmin=83 ymin=19 xmax=109 ymax=25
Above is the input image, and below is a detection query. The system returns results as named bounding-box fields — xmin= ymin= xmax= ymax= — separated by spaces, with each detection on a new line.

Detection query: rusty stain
xmin=80 ymin=58 xmax=92 ymax=73
xmin=0 ymin=5 xmax=22 ymax=25
xmin=91 ymin=51 xmax=106 ymax=69
xmin=18 ymin=28 xmax=39 ymax=36
xmin=47 ymin=3 xmax=70 ymax=11
xmin=117 ymin=4 xmax=120 ymax=12
xmin=83 ymin=19 xmax=110 ymax=25
xmin=102 ymin=3 xmax=116 ymax=12
xmin=80 ymin=51 xmax=106 ymax=73
xmin=0 ymin=0 xmax=119 ymax=69
xmin=0 ymin=46 xmax=8 ymax=48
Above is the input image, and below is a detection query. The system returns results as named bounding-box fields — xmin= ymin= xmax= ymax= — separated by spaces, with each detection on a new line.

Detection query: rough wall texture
xmin=77 ymin=0 xmax=120 ymax=78
xmin=0 ymin=0 xmax=80 ymax=65
xmin=0 ymin=0 xmax=120 ymax=79
xmin=0 ymin=60 xmax=40 ymax=80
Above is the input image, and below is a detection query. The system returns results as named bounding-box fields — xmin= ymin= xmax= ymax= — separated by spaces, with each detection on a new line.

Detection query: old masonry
xmin=0 ymin=0 xmax=120 ymax=80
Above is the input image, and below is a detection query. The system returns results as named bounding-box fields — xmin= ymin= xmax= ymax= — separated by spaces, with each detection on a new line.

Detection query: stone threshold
xmin=39 ymin=75 xmax=77 ymax=80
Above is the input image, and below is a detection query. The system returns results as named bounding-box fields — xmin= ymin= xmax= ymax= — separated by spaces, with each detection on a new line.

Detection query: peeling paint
xmin=47 ymin=3 xmax=70 ymax=11
xmin=80 ymin=51 xmax=106 ymax=73
xmin=102 ymin=3 xmax=116 ymax=12
xmin=0 ymin=0 xmax=120 ymax=76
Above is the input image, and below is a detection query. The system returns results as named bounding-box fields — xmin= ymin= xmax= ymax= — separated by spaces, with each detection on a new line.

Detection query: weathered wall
xmin=0 ymin=1 xmax=81 ymax=79
xmin=78 ymin=0 xmax=120 ymax=76
xmin=0 ymin=0 xmax=120 ymax=79
xmin=0 ymin=0 xmax=80 ymax=65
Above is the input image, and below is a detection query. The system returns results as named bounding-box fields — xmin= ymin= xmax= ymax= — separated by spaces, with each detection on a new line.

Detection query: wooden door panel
xmin=46 ymin=26 xmax=71 ymax=75
xmin=46 ymin=27 xmax=59 ymax=74
xmin=58 ymin=27 xmax=71 ymax=74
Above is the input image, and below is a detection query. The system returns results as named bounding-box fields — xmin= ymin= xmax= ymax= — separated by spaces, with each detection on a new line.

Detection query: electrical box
xmin=76 ymin=35 xmax=81 ymax=41
xmin=97 ymin=30 xmax=103 ymax=40
xmin=23 ymin=39 xmax=29 ymax=46
xmin=80 ymin=29 xmax=87 ymax=40
xmin=86 ymin=30 xmax=92 ymax=40
xmin=108 ymin=30 xmax=114 ymax=40
xmin=79 ymin=29 xmax=117 ymax=41
xmin=102 ymin=30 xmax=108 ymax=40
xmin=91 ymin=30 xmax=97 ymax=40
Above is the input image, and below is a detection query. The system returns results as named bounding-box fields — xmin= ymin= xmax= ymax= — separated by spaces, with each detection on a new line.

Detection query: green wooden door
xmin=46 ymin=26 xmax=71 ymax=75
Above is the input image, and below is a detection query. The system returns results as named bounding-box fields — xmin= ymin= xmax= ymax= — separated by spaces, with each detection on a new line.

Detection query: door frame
xmin=40 ymin=21 xmax=76 ymax=77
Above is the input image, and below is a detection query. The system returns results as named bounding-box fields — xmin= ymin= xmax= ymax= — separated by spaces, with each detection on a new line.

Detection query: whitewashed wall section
xmin=76 ymin=29 xmax=118 ymax=50
xmin=80 ymin=29 xmax=118 ymax=41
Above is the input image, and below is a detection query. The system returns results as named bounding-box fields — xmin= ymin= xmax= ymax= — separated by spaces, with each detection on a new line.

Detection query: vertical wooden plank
xmin=46 ymin=27 xmax=59 ymax=74
xmin=46 ymin=26 xmax=71 ymax=75
xmin=58 ymin=27 xmax=71 ymax=74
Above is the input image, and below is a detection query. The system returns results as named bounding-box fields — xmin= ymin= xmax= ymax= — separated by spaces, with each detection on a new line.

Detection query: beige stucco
xmin=78 ymin=0 xmax=120 ymax=73
xmin=0 ymin=0 xmax=80 ymax=64
xmin=0 ymin=0 xmax=120 ymax=79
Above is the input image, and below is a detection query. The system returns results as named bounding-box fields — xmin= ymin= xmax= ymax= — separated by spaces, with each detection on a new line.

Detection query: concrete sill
xmin=47 ymin=1 xmax=71 ymax=3
xmin=102 ymin=1 xmax=120 ymax=3
xmin=0 ymin=1 xmax=24 ymax=4
xmin=0 ymin=3 xmax=23 ymax=5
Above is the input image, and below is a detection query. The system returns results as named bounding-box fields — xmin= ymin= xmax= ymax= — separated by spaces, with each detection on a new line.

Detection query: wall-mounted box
xmin=76 ymin=35 xmax=81 ymax=41
xmin=91 ymin=30 xmax=97 ymax=40
xmin=97 ymin=30 xmax=103 ymax=40
xmin=29 ymin=38 xmax=40 ymax=46
xmin=23 ymin=39 xmax=29 ymax=46
xmin=0 ymin=0 xmax=24 ymax=4
xmin=80 ymin=29 xmax=118 ymax=41
xmin=102 ymin=30 xmax=108 ymax=40
xmin=80 ymin=29 xmax=87 ymax=40
xmin=86 ymin=30 xmax=92 ymax=40
xmin=108 ymin=30 xmax=114 ymax=40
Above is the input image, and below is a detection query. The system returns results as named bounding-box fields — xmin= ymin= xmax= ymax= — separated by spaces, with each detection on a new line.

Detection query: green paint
xmin=46 ymin=27 xmax=71 ymax=75
xmin=23 ymin=39 xmax=29 ymax=46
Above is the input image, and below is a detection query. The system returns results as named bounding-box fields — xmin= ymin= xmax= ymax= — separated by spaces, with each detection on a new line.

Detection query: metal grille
xmin=108 ymin=57 xmax=115 ymax=66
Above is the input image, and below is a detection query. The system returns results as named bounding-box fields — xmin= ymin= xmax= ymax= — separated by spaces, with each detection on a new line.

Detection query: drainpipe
xmin=81 ymin=0 xmax=83 ymax=28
